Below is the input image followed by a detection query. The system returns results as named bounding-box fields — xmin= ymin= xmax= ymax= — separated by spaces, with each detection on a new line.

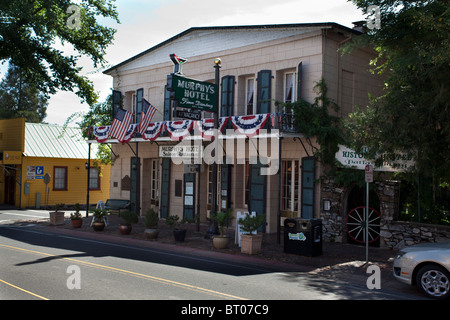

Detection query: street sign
xmin=174 ymin=109 xmax=202 ymax=120
xmin=365 ymin=165 xmax=373 ymax=183
xmin=168 ymin=75 xmax=218 ymax=112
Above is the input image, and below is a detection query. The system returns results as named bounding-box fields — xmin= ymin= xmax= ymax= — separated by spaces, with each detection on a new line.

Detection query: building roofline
xmin=103 ymin=22 xmax=360 ymax=75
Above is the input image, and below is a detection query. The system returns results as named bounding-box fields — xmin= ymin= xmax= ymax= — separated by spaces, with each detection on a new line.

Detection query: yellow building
xmin=0 ymin=118 xmax=110 ymax=209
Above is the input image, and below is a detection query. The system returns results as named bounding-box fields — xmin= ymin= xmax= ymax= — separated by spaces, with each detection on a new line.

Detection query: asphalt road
xmin=0 ymin=209 xmax=423 ymax=304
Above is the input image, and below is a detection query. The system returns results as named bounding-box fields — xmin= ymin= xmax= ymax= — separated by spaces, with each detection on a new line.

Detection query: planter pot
xmin=144 ymin=228 xmax=159 ymax=240
xmin=213 ymin=235 xmax=230 ymax=249
xmin=49 ymin=212 xmax=65 ymax=226
xmin=119 ymin=223 xmax=132 ymax=235
xmin=173 ymin=228 xmax=187 ymax=242
xmin=92 ymin=221 xmax=105 ymax=232
xmin=240 ymin=234 xmax=263 ymax=255
xmin=71 ymin=219 xmax=83 ymax=228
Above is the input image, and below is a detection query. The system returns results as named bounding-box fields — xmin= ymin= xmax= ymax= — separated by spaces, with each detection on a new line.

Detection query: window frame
xmin=53 ymin=166 xmax=68 ymax=191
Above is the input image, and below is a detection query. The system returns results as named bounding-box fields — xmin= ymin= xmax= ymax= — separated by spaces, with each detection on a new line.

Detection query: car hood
xmin=401 ymin=241 xmax=450 ymax=253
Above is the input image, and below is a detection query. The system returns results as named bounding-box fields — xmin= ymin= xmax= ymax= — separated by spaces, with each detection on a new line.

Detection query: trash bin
xmin=284 ymin=218 xmax=322 ymax=257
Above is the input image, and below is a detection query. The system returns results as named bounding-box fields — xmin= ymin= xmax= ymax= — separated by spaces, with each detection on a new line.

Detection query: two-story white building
xmin=95 ymin=22 xmax=386 ymax=242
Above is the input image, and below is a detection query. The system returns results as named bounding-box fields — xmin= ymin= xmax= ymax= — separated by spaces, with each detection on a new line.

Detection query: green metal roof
xmin=24 ymin=123 xmax=96 ymax=159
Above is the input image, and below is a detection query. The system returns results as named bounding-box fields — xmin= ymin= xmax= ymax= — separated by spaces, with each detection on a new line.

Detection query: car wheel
xmin=416 ymin=264 xmax=450 ymax=300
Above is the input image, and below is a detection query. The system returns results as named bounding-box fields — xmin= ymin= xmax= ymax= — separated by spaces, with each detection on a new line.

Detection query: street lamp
xmin=205 ymin=58 xmax=221 ymax=238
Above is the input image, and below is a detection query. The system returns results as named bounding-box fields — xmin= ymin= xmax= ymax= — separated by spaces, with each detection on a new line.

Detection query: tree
xmin=0 ymin=0 xmax=120 ymax=106
xmin=343 ymin=0 xmax=450 ymax=223
xmin=0 ymin=63 xmax=47 ymax=122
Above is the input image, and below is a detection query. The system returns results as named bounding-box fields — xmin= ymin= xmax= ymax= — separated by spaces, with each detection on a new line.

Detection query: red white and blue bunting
xmin=195 ymin=117 xmax=228 ymax=140
xmin=166 ymin=120 xmax=194 ymax=141
xmin=92 ymin=113 xmax=277 ymax=143
xmin=230 ymin=113 xmax=270 ymax=138
xmin=93 ymin=126 xmax=110 ymax=143
xmin=142 ymin=122 xmax=165 ymax=141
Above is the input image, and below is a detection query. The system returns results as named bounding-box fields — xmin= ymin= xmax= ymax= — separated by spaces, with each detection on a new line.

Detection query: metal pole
xmin=366 ymin=181 xmax=369 ymax=264
xmin=211 ymin=58 xmax=221 ymax=234
xmin=86 ymin=142 xmax=91 ymax=218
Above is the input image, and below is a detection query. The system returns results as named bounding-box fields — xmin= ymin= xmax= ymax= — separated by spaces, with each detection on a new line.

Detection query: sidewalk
xmin=7 ymin=212 xmax=401 ymax=288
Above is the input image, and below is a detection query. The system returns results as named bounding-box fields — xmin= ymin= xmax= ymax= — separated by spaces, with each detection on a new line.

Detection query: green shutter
xmin=249 ymin=161 xmax=267 ymax=232
xmin=301 ymin=157 xmax=315 ymax=219
xmin=112 ymin=90 xmax=122 ymax=119
xmin=136 ymin=88 xmax=143 ymax=123
xmin=160 ymin=158 xmax=171 ymax=218
xmin=297 ymin=62 xmax=302 ymax=101
xmin=164 ymin=85 xmax=171 ymax=121
xmin=221 ymin=75 xmax=235 ymax=117
xmin=257 ymin=70 xmax=272 ymax=114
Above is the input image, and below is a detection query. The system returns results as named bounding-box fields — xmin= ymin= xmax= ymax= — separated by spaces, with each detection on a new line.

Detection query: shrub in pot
xmin=238 ymin=213 xmax=266 ymax=255
xmin=92 ymin=208 xmax=108 ymax=231
xmin=210 ymin=208 xmax=234 ymax=249
xmin=119 ymin=210 xmax=139 ymax=235
xmin=49 ymin=203 xmax=65 ymax=226
xmin=144 ymin=208 xmax=159 ymax=239
xmin=70 ymin=204 xmax=83 ymax=228
xmin=165 ymin=215 xmax=192 ymax=242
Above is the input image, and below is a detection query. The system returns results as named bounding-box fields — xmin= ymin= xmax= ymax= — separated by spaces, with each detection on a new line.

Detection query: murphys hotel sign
xmin=169 ymin=75 xmax=218 ymax=112
xmin=335 ymin=145 xmax=414 ymax=172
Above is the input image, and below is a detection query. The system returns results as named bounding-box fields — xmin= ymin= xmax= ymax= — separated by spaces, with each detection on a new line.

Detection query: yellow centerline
xmin=0 ymin=243 xmax=246 ymax=300
xmin=0 ymin=278 xmax=49 ymax=300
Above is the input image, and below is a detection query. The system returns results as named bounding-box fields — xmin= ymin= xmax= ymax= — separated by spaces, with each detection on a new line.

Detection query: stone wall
xmin=319 ymin=178 xmax=450 ymax=248
xmin=381 ymin=221 xmax=450 ymax=250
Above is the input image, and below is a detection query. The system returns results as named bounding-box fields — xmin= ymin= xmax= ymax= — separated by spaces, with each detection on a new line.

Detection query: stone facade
xmin=320 ymin=177 xmax=450 ymax=248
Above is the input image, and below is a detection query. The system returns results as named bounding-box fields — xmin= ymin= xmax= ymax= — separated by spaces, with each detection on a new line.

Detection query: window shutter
xmin=256 ymin=70 xmax=272 ymax=114
xmin=160 ymin=158 xmax=171 ymax=218
xmin=112 ymin=90 xmax=122 ymax=119
xmin=136 ymin=88 xmax=143 ymax=123
xmin=221 ymin=75 xmax=235 ymax=117
xmin=297 ymin=62 xmax=303 ymax=101
xmin=164 ymin=85 xmax=171 ymax=121
xmin=301 ymin=157 xmax=315 ymax=219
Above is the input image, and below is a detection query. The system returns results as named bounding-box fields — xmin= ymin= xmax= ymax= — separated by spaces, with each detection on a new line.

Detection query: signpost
xmin=365 ymin=165 xmax=373 ymax=264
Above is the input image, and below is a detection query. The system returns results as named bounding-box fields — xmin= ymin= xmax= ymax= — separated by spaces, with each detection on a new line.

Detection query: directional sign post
xmin=365 ymin=165 xmax=373 ymax=263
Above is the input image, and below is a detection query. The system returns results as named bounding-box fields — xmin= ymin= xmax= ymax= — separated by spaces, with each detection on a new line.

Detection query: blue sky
xmin=1 ymin=0 xmax=367 ymax=125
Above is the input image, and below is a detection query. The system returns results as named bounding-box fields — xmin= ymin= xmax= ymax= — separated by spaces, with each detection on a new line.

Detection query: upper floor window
xmin=246 ymin=78 xmax=255 ymax=115
xmin=284 ymin=72 xmax=295 ymax=103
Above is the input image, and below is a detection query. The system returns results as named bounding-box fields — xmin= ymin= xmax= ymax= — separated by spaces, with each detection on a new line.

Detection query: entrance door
xmin=248 ymin=161 xmax=266 ymax=231
xmin=183 ymin=173 xmax=195 ymax=220
xmin=301 ymin=157 xmax=315 ymax=219
xmin=160 ymin=158 xmax=171 ymax=218
xmin=4 ymin=170 xmax=16 ymax=206
xmin=130 ymin=157 xmax=140 ymax=214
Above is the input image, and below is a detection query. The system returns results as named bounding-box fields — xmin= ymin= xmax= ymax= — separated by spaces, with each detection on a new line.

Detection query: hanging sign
xmin=171 ymin=75 xmax=218 ymax=112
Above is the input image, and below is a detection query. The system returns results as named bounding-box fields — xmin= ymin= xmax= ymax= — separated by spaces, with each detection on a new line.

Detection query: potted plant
xmin=70 ymin=203 xmax=83 ymax=228
xmin=92 ymin=208 xmax=107 ymax=231
xmin=165 ymin=215 xmax=193 ymax=242
xmin=238 ymin=213 xmax=266 ymax=255
xmin=210 ymin=209 xmax=234 ymax=249
xmin=49 ymin=203 xmax=65 ymax=226
xmin=119 ymin=210 xmax=139 ymax=235
xmin=144 ymin=208 xmax=159 ymax=239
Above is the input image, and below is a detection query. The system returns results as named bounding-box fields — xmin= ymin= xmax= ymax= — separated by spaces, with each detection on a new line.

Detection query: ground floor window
xmin=151 ymin=159 xmax=160 ymax=204
xmin=281 ymin=160 xmax=299 ymax=212
xmin=89 ymin=167 xmax=100 ymax=190
xmin=53 ymin=166 xmax=67 ymax=191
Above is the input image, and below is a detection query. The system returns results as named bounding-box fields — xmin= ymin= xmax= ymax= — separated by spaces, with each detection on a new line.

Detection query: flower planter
xmin=71 ymin=219 xmax=83 ymax=228
xmin=119 ymin=223 xmax=132 ymax=235
xmin=173 ymin=229 xmax=187 ymax=242
xmin=92 ymin=221 xmax=105 ymax=231
xmin=213 ymin=235 xmax=230 ymax=249
xmin=240 ymin=234 xmax=263 ymax=255
xmin=144 ymin=228 xmax=159 ymax=240
xmin=49 ymin=212 xmax=65 ymax=226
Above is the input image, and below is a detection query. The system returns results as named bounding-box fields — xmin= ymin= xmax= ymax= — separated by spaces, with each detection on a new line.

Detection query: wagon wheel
xmin=345 ymin=206 xmax=381 ymax=244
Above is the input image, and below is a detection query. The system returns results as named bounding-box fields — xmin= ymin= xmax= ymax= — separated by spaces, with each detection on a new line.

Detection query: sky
xmin=1 ymin=0 xmax=367 ymax=126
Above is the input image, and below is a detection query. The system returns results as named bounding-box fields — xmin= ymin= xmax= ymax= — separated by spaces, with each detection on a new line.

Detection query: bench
xmin=104 ymin=199 xmax=131 ymax=213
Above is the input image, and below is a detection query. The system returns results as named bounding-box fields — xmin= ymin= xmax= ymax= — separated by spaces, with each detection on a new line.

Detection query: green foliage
xmin=0 ymin=0 xmax=120 ymax=106
xmin=144 ymin=208 xmax=159 ymax=229
xmin=120 ymin=210 xmax=139 ymax=225
xmin=286 ymin=79 xmax=342 ymax=166
xmin=238 ymin=214 xmax=266 ymax=234
xmin=210 ymin=209 xmax=234 ymax=236
xmin=0 ymin=64 xmax=48 ymax=122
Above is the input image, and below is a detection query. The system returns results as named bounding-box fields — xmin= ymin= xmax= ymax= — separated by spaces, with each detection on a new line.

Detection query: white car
xmin=393 ymin=242 xmax=450 ymax=300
